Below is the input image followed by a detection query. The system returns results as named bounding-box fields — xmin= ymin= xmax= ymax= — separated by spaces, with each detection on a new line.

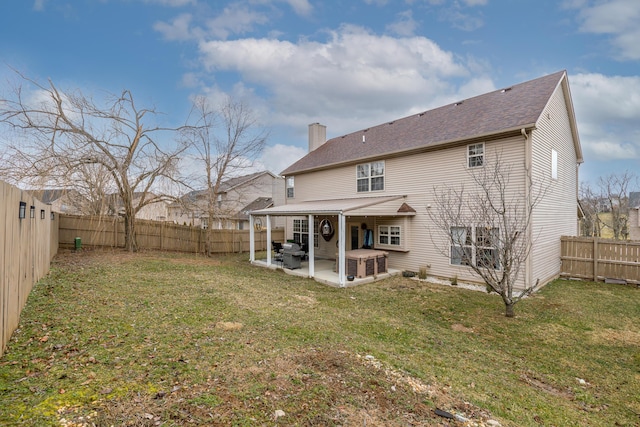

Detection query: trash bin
xmin=74 ymin=237 xmax=82 ymax=251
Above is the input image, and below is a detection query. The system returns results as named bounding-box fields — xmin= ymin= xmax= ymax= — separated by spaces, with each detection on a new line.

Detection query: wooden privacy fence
xmin=560 ymin=236 xmax=640 ymax=284
xmin=59 ymin=214 xmax=283 ymax=254
xmin=1 ymin=180 xmax=59 ymax=357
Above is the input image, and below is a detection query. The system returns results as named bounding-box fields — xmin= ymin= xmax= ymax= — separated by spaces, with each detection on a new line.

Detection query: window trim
xmin=375 ymin=219 xmax=409 ymax=252
xmin=356 ymin=160 xmax=385 ymax=193
xmin=293 ymin=218 xmax=319 ymax=248
xmin=450 ymin=225 xmax=500 ymax=270
xmin=286 ymin=176 xmax=295 ymax=198
xmin=467 ymin=143 xmax=484 ymax=168
xmin=551 ymin=149 xmax=558 ymax=180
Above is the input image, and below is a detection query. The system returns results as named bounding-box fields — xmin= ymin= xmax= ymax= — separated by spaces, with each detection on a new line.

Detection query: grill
xmin=282 ymin=242 xmax=305 ymax=269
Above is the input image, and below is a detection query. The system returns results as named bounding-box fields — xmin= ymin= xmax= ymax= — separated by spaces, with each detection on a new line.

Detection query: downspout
xmin=522 ymin=128 xmax=532 ymax=290
xmin=338 ymin=213 xmax=346 ymax=287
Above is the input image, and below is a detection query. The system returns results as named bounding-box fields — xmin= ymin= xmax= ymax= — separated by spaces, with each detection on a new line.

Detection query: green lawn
xmin=1 ymin=250 xmax=638 ymax=426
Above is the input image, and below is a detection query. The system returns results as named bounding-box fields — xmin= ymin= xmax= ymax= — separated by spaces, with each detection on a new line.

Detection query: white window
xmin=293 ymin=218 xmax=319 ymax=248
xmin=357 ymin=161 xmax=385 ymax=192
xmin=286 ymin=176 xmax=294 ymax=198
xmin=450 ymin=226 xmax=499 ymax=269
xmin=551 ymin=149 xmax=558 ymax=180
xmin=467 ymin=143 xmax=484 ymax=168
xmin=378 ymin=225 xmax=401 ymax=247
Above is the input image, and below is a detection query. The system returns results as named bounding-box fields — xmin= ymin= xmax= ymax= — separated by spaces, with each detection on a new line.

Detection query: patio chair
xmin=272 ymin=241 xmax=284 ymax=264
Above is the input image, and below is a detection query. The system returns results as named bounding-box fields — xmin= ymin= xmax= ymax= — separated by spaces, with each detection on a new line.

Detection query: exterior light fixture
xmin=41 ymin=209 xmax=45 ymax=219
xmin=30 ymin=206 xmax=35 ymax=218
xmin=51 ymin=212 xmax=55 ymax=220
xmin=19 ymin=202 xmax=26 ymax=219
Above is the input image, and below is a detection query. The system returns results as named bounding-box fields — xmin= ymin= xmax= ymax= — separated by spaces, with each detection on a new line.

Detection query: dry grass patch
xmin=1 ymin=250 xmax=638 ymax=427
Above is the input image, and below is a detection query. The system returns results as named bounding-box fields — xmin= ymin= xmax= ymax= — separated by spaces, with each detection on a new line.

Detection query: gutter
xmin=283 ymin=123 xmax=538 ymax=176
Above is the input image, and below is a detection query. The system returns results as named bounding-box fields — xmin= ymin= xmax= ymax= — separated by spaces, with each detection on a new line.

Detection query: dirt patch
xmin=589 ymin=328 xmax=640 ymax=346
xmin=451 ymin=323 xmax=474 ymax=333
xmin=520 ymin=372 xmax=574 ymax=399
xmin=215 ymin=321 xmax=243 ymax=331
xmin=63 ymin=348 xmax=495 ymax=426
xmin=293 ymin=294 xmax=318 ymax=305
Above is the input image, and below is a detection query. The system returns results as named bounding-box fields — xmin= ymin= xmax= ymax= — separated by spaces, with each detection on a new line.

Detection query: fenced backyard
xmin=0 ymin=180 xmax=58 ymax=357
xmin=560 ymin=235 xmax=640 ymax=284
xmin=59 ymin=214 xmax=283 ymax=254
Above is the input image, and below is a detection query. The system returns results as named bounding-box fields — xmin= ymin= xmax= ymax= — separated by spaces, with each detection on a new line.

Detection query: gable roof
xmin=283 ymin=70 xmax=579 ymax=175
xmin=180 ymin=171 xmax=278 ymax=203
xmin=234 ymin=197 xmax=273 ymax=220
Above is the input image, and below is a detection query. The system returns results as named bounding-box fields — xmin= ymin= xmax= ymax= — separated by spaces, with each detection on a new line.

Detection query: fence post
xmin=593 ymin=237 xmax=599 ymax=281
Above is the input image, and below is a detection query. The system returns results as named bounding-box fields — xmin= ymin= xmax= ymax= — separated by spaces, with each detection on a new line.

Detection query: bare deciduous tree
xmin=0 ymin=70 xmax=188 ymax=251
xmin=598 ymin=171 xmax=637 ymax=240
xmin=578 ymin=181 xmax=605 ymax=237
xmin=428 ymin=154 xmax=547 ymax=317
xmin=182 ymin=95 xmax=268 ymax=255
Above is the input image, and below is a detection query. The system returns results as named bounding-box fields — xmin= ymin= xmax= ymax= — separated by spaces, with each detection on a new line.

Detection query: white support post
xmin=338 ymin=213 xmax=346 ymax=287
xmin=249 ymin=215 xmax=255 ymax=262
xmin=308 ymin=214 xmax=315 ymax=278
xmin=266 ymin=215 xmax=272 ymax=266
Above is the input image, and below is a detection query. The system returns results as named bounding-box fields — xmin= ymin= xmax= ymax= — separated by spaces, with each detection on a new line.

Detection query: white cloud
xmin=283 ymin=0 xmax=313 ymax=16
xmin=257 ymin=143 xmax=307 ymax=175
xmin=571 ymin=73 xmax=640 ymax=161
xmin=205 ymin=4 xmax=270 ymax=39
xmin=33 ymin=0 xmax=46 ymax=11
xmin=386 ymin=10 xmax=419 ymax=37
xmin=462 ymin=0 xmax=487 ymax=6
xmin=154 ymin=3 xmax=271 ymax=41
xmin=154 ymin=13 xmax=202 ymax=41
xmin=572 ymin=0 xmax=640 ymax=60
xmin=197 ymin=25 xmax=472 ymax=134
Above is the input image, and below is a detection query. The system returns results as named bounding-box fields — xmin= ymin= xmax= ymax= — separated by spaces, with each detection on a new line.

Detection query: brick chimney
xmin=308 ymin=123 xmax=326 ymax=153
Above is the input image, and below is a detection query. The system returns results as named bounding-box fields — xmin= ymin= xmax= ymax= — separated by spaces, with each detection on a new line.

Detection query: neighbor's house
xmin=250 ymin=70 xmax=582 ymax=288
xmin=28 ymin=189 xmax=88 ymax=215
xmin=104 ymin=192 xmax=169 ymax=221
xmin=168 ymin=171 xmax=284 ymax=229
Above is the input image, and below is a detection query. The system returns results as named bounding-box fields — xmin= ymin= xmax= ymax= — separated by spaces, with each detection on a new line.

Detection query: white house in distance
xmin=169 ymin=171 xmax=284 ymax=230
xmin=250 ymin=70 xmax=583 ymax=288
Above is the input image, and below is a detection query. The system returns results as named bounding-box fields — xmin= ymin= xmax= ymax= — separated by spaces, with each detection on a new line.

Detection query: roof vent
xmin=454 ymin=101 xmax=463 ymax=106
xmin=501 ymin=87 xmax=512 ymax=93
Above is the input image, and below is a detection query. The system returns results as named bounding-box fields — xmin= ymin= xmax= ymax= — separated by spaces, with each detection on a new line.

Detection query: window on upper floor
xmin=357 ymin=161 xmax=384 ymax=192
xmin=286 ymin=176 xmax=294 ymax=198
xmin=467 ymin=143 xmax=484 ymax=168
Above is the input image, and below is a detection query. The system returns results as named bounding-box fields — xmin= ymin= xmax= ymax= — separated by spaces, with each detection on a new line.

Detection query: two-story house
xmin=250 ymin=70 xmax=582 ymax=288
xmin=169 ymin=171 xmax=284 ymax=229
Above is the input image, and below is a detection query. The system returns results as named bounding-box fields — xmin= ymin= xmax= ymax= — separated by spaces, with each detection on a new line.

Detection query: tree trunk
xmin=505 ymin=302 xmax=515 ymax=318
xmin=123 ymin=207 xmax=138 ymax=252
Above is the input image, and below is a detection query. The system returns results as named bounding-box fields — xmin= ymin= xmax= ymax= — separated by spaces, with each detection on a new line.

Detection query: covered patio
xmin=251 ymin=257 xmax=401 ymax=287
xmin=248 ymin=195 xmax=415 ymax=287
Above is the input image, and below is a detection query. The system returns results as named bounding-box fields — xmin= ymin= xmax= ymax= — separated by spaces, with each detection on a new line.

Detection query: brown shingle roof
xmin=282 ymin=70 xmax=566 ymax=175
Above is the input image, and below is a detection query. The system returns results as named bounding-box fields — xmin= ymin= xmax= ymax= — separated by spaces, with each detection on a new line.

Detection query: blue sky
xmin=1 ymin=0 xmax=639 ymax=185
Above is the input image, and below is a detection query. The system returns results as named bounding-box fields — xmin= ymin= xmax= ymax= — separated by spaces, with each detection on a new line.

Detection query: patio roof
xmin=250 ymin=195 xmax=416 ymax=217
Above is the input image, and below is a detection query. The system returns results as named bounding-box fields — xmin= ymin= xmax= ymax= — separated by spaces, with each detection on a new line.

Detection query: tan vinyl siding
xmin=291 ymin=136 xmax=528 ymax=287
xmin=530 ymin=83 xmax=579 ymax=286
